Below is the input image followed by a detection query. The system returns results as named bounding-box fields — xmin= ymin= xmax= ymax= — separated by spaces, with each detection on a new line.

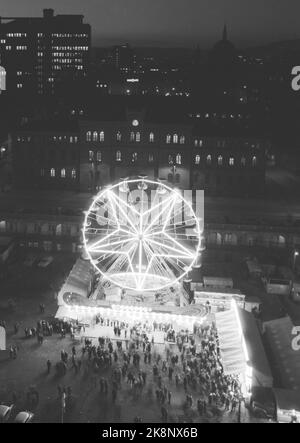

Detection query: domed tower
xmin=210 ymin=25 xmax=237 ymax=66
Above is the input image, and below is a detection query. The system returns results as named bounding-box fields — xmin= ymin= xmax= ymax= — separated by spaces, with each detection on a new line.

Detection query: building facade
xmin=0 ymin=209 xmax=298 ymax=256
xmin=0 ymin=9 xmax=90 ymax=95
xmin=12 ymin=106 xmax=267 ymax=196
xmin=112 ymin=44 xmax=136 ymax=73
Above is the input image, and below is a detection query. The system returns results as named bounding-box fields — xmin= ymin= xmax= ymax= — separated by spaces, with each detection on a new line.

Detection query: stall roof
xmin=246 ymin=260 xmax=262 ymax=274
xmin=215 ymin=308 xmax=247 ymax=376
xmin=203 ymin=277 xmax=234 ymax=287
xmin=215 ymin=305 xmax=273 ymax=387
xmin=264 ymin=316 xmax=300 ymax=391
xmin=57 ymin=258 xmax=92 ymax=305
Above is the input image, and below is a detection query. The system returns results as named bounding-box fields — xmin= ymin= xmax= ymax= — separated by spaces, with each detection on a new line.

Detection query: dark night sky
xmin=1 ymin=0 xmax=300 ymax=48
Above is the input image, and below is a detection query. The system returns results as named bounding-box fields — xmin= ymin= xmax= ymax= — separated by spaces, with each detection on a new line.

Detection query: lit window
xmin=194 ymin=140 xmax=198 ymax=147
xmin=116 ymin=151 xmax=122 ymax=162
xmin=229 ymin=157 xmax=235 ymax=166
xmin=130 ymin=132 xmax=135 ymax=142
xmin=180 ymin=136 xmax=185 ymax=145
xmin=207 ymin=155 xmax=212 ymax=165
xmin=50 ymin=168 xmax=55 ymax=178
xmin=86 ymin=131 xmax=91 ymax=142
xmin=89 ymin=150 xmax=94 ymax=162
xmin=99 ymin=131 xmax=104 ymax=142
xmin=173 ymin=134 xmax=179 ymax=144
xmin=71 ymin=169 xmax=76 ymax=179
xmin=136 ymin=132 xmax=141 ymax=142
xmin=195 ymin=155 xmax=200 ymax=165
xmin=132 ymin=152 xmax=138 ymax=163
xmin=61 ymin=168 xmax=66 ymax=178
xmin=199 ymin=140 xmax=203 ymax=147
xmin=168 ymin=155 xmax=174 ymax=165
xmin=218 ymin=156 xmax=223 ymax=166
xmin=149 ymin=132 xmax=154 ymax=143
xmin=252 ymin=156 xmax=257 ymax=167
xmin=93 ymin=131 xmax=98 ymax=142
xmin=166 ymin=134 xmax=171 ymax=144
xmin=148 ymin=153 xmax=154 ymax=163
xmin=116 ymin=131 xmax=122 ymax=142
xmin=97 ymin=151 xmax=102 ymax=162
xmin=176 ymin=153 xmax=182 ymax=165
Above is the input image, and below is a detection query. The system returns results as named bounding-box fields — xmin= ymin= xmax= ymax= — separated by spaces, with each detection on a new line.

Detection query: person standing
xmin=47 ymin=360 xmax=52 ymax=374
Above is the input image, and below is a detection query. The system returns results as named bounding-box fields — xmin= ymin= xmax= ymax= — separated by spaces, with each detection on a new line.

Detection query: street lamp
xmin=294 ymin=251 xmax=299 ymax=272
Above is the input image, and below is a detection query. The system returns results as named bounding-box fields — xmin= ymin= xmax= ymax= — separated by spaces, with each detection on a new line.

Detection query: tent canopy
xmin=215 ymin=308 xmax=247 ymax=376
xmin=215 ymin=305 xmax=273 ymax=388
xmin=57 ymin=258 xmax=92 ymax=305
xmin=0 ymin=325 xmax=6 ymax=351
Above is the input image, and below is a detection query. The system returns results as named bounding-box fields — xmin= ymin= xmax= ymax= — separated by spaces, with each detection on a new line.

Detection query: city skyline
xmin=1 ymin=0 xmax=300 ymax=48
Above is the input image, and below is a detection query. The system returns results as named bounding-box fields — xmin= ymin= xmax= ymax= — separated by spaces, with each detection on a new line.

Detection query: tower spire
xmin=223 ymin=24 xmax=228 ymax=41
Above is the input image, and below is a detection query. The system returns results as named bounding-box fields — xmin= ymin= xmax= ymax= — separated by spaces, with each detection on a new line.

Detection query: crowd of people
xmin=42 ymin=318 xmax=244 ymax=422
xmin=2 ymin=308 xmax=244 ymax=422
xmin=94 ymin=315 xmax=185 ymax=345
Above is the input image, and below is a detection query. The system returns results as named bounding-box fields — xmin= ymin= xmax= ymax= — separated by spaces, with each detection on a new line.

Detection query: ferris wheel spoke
xmin=105 ymin=195 xmax=123 ymax=229
xmin=87 ymin=210 xmax=118 ymax=225
xmin=87 ymin=202 xmax=120 ymax=227
xmin=163 ymin=232 xmax=196 ymax=258
xmin=142 ymin=242 xmax=179 ymax=287
xmin=161 ymin=195 xmax=178 ymax=233
xmin=141 ymin=190 xmax=171 ymax=218
xmin=142 ymin=192 xmax=173 ymax=221
xmin=145 ymin=236 xmax=194 ymax=259
xmin=110 ymin=189 xmax=141 ymax=218
xmin=92 ymin=248 xmax=130 ymax=265
xmin=88 ymin=236 xmax=135 ymax=254
xmin=108 ymin=191 xmax=139 ymax=234
xmin=139 ymin=243 xmax=165 ymax=289
xmin=143 ymin=193 xmax=176 ymax=235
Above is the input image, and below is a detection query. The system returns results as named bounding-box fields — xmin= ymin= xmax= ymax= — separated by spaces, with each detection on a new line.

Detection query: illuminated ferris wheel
xmin=83 ymin=178 xmax=202 ymax=292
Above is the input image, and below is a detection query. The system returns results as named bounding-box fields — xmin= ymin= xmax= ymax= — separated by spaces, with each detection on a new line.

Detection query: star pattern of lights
xmin=83 ymin=179 xmax=201 ymax=292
